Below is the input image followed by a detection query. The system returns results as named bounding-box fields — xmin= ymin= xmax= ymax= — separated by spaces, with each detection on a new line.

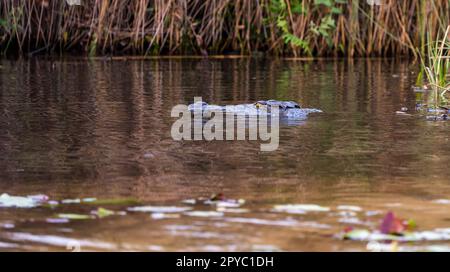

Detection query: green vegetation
xmin=0 ymin=0 xmax=450 ymax=57
xmin=420 ymin=26 xmax=450 ymax=109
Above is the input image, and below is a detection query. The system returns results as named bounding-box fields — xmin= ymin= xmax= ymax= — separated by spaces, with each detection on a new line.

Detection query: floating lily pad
xmin=46 ymin=218 xmax=70 ymax=224
xmin=91 ymin=207 xmax=116 ymax=218
xmin=336 ymin=211 xmax=357 ymax=217
xmin=343 ymin=229 xmax=395 ymax=241
xmin=224 ymin=217 xmax=299 ymax=227
xmin=379 ymin=211 xmax=415 ymax=234
xmin=27 ymin=194 xmax=49 ymax=202
xmin=6 ymin=232 xmax=115 ymax=250
xmin=184 ymin=211 xmax=224 ymax=217
xmin=273 ymin=204 xmax=330 ymax=214
xmin=212 ymin=200 xmax=245 ymax=208
xmin=0 ymin=193 xmax=47 ymax=208
xmin=0 ymin=242 xmax=18 ymax=249
xmin=366 ymin=210 xmax=383 ymax=217
xmin=47 ymin=200 xmax=59 ymax=206
xmin=151 ymin=213 xmax=180 ymax=220
xmin=181 ymin=199 xmax=197 ymax=205
xmin=338 ymin=217 xmax=367 ymax=225
xmin=61 ymin=199 xmax=81 ymax=204
xmin=85 ymin=198 xmax=140 ymax=206
xmin=224 ymin=217 xmax=331 ymax=229
xmin=432 ymin=199 xmax=450 ymax=204
xmin=343 ymin=228 xmax=450 ymax=242
xmin=128 ymin=206 xmax=192 ymax=213
xmin=217 ymin=207 xmax=249 ymax=213
xmin=337 ymin=205 xmax=362 ymax=212
xmin=57 ymin=213 xmax=93 ymax=220
xmin=82 ymin=198 xmax=97 ymax=203
xmin=366 ymin=241 xmax=450 ymax=252
xmin=1 ymin=223 xmax=15 ymax=229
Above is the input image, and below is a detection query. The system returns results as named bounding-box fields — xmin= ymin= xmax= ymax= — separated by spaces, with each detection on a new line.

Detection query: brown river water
xmin=0 ymin=58 xmax=449 ymax=251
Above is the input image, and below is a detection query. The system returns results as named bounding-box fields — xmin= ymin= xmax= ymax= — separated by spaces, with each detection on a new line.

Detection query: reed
xmin=1 ymin=0 xmax=450 ymax=56
xmin=420 ymin=25 xmax=450 ymax=111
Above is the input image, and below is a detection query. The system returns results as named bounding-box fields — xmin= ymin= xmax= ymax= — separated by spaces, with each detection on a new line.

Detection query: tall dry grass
xmin=0 ymin=0 xmax=449 ymax=56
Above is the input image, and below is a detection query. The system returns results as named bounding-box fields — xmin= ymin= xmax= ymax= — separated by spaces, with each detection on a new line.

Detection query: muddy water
xmin=0 ymin=58 xmax=449 ymax=251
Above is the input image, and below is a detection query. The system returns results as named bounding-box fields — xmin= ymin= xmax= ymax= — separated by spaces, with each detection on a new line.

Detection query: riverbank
xmin=1 ymin=0 xmax=448 ymax=57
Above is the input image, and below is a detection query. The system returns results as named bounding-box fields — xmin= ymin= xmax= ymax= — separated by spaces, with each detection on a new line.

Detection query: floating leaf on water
xmin=61 ymin=199 xmax=81 ymax=204
xmin=57 ymin=213 xmax=92 ymax=220
xmin=91 ymin=207 xmax=115 ymax=218
xmin=211 ymin=200 xmax=244 ymax=208
xmin=1 ymin=223 xmax=15 ymax=229
xmin=226 ymin=217 xmax=292 ymax=227
xmin=435 ymin=228 xmax=450 ymax=234
xmin=273 ymin=204 xmax=330 ymax=214
xmin=405 ymin=219 xmax=417 ymax=231
xmin=379 ymin=211 xmax=415 ymax=235
xmin=82 ymin=198 xmax=97 ymax=203
xmin=6 ymin=232 xmax=115 ymax=250
xmin=0 ymin=242 xmax=18 ymax=249
xmin=217 ymin=207 xmax=249 ymax=213
xmin=338 ymin=217 xmax=367 ymax=225
xmin=147 ymin=245 xmax=164 ymax=251
xmin=343 ymin=229 xmax=395 ymax=241
xmin=182 ymin=199 xmax=197 ymax=205
xmin=367 ymin=242 xmax=450 ymax=252
xmin=432 ymin=199 xmax=450 ymax=204
xmin=184 ymin=211 xmax=224 ymax=217
xmin=46 ymin=218 xmax=70 ymax=224
xmin=380 ymin=211 xmax=400 ymax=234
xmin=336 ymin=211 xmax=357 ymax=217
xmin=47 ymin=200 xmax=59 ymax=206
xmin=423 ymin=245 xmax=450 ymax=252
xmin=128 ymin=206 xmax=192 ymax=213
xmin=27 ymin=194 xmax=49 ymax=202
xmin=337 ymin=205 xmax=362 ymax=212
xmin=366 ymin=241 xmax=399 ymax=252
xmin=85 ymin=198 xmax=140 ymax=206
xmin=151 ymin=213 xmax=180 ymax=220
xmin=0 ymin=193 xmax=46 ymax=208
xmin=343 ymin=228 xmax=450 ymax=242
xmin=165 ymin=225 xmax=198 ymax=232
xmin=366 ymin=210 xmax=382 ymax=217
xmin=224 ymin=217 xmax=330 ymax=229
xmin=143 ymin=152 xmax=155 ymax=159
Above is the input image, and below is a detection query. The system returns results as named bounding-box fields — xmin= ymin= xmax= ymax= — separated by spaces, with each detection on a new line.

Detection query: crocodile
xmin=188 ymin=100 xmax=322 ymax=119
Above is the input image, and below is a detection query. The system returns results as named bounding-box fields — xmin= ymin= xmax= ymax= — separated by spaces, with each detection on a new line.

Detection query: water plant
xmin=419 ymin=25 xmax=450 ymax=112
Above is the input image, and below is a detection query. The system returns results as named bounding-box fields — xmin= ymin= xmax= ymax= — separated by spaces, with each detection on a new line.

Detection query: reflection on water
xmin=0 ymin=58 xmax=449 ymax=251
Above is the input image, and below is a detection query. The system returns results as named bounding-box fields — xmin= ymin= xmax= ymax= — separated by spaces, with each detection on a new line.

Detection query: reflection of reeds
xmin=1 ymin=0 xmax=450 ymax=56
